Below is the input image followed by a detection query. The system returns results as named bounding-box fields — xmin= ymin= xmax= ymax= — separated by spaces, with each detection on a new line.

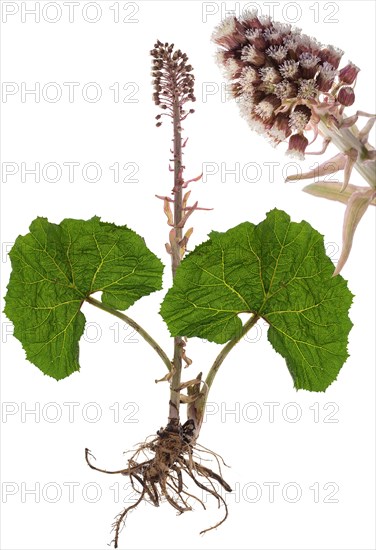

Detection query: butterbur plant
xmin=4 ymin=37 xmax=358 ymax=548
xmin=213 ymin=11 xmax=375 ymax=275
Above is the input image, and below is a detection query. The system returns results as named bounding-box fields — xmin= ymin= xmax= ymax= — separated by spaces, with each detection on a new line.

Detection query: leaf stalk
xmin=194 ymin=314 xmax=260 ymax=433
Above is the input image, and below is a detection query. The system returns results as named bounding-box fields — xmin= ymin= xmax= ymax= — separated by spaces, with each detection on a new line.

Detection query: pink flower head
xmin=212 ymin=12 xmax=360 ymax=158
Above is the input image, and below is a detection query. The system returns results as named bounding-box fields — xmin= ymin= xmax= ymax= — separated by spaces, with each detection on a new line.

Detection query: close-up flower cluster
xmin=213 ymin=11 xmax=359 ymax=159
xmin=213 ymin=11 xmax=375 ymax=275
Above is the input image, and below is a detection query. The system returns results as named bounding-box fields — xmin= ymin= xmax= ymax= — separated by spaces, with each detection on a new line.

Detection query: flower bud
xmin=318 ymin=46 xmax=344 ymax=69
xmin=241 ymin=45 xmax=266 ymax=67
xmin=289 ymin=105 xmax=312 ymax=132
xmin=212 ymin=17 xmax=246 ymax=49
xmin=287 ymin=133 xmax=309 ymax=160
xmin=241 ymin=9 xmax=263 ymax=30
xmin=266 ymin=45 xmax=288 ymax=63
xmin=274 ymin=80 xmax=298 ymax=99
xmin=337 ymin=86 xmax=355 ymax=106
xmin=338 ymin=62 xmax=360 ymax=85
xmin=316 ymin=62 xmax=336 ymax=92
xmin=269 ymin=113 xmax=291 ymax=143
xmin=279 ymin=59 xmax=300 ymax=80
xmin=299 ymin=52 xmax=320 ymax=79
xmin=246 ymin=29 xmax=267 ymax=50
xmin=254 ymin=94 xmax=281 ymax=122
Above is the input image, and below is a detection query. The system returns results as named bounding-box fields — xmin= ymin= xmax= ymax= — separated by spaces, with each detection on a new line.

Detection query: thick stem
xmin=168 ymin=92 xmax=184 ymax=424
xmin=318 ymin=119 xmax=376 ymax=189
xmin=85 ymin=296 xmax=172 ymax=372
xmin=194 ymin=314 xmax=260 ymax=435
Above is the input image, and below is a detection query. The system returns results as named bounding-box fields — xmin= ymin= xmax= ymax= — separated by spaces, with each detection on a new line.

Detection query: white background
xmin=0 ymin=1 xmax=375 ymax=549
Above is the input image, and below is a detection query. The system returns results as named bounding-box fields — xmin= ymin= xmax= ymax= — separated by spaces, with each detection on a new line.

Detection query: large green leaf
xmin=4 ymin=217 xmax=164 ymax=380
xmin=160 ymin=209 xmax=353 ymax=391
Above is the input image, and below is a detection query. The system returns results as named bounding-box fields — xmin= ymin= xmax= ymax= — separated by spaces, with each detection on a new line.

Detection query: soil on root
xmin=85 ymin=419 xmax=232 ymax=548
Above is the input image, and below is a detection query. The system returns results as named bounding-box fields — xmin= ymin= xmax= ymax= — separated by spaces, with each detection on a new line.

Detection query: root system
xmin=85 ymin=419 xmax=232 ymax=548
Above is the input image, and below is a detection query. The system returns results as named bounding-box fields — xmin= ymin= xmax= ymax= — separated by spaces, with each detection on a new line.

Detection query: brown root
xmin=85 ymin=421 xmax=232 ymax=548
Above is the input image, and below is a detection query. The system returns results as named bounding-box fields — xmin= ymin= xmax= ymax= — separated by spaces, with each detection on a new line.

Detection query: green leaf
xmin=4 ymin=217 xmax=164 ymax=380
xmin=160 ymin=209 xmax=353 ymax=391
